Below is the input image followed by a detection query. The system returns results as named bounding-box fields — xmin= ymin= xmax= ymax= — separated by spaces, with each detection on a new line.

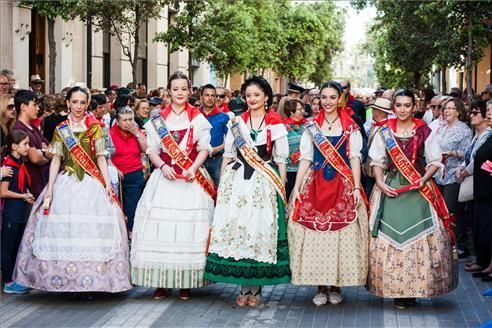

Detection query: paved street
xmin=1 ymin=263 xmax=492 ymax=328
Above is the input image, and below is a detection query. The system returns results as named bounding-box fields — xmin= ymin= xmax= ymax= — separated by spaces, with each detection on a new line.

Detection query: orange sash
xmin=56 ymin=121 xmax=122 ymax=211
xmin=150 ymin=114 xmax=216 ymax=202
xmin=379 ymin=125 xmax=455 ymax=243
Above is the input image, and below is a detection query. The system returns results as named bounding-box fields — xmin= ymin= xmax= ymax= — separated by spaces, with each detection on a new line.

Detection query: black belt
xmin=211 ymin=151 xmax=224 ymax=158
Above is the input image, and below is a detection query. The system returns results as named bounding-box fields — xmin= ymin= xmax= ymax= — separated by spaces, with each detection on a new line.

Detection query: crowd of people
xmin=1 ymin=68 xmax=492 ymax=310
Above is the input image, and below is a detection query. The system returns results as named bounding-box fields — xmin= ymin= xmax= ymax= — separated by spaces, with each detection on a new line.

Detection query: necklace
xmin=249 ymin=113 xmax=266 ymax=131
xmin=324 ymin=114 xmax=339 ymax=130
xmin=171 ymin=107 xmax=186 ymax=119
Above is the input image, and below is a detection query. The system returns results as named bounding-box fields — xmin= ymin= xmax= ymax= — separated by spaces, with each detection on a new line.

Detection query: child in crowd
xmin=1 ymin=129 xmax=34 ymax=294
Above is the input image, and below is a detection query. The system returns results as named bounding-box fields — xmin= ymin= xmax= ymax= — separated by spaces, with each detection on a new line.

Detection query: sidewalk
xmin=1 ymin=264 xmax=491 ymax=327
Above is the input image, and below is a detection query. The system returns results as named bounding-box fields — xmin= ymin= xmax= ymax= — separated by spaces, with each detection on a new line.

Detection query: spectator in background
xmin=29 ymin=75 xmax=44 ymax=97
xmin=416 ymin=88 xmax=435 ymax=120
xmin=148 ymin=96 xmax=162 ymax=114
xmin=271 ymin=94 xmax=282 ymax=112
xmin=282 ymin=98 xmax=306 ymax=199
xmin=91 ymin=94 xmax=109 ymax=124
xmin=12 ymin=90 xmax=50 ymax=199
xmin=423 ymin=95 xmax=440 ymax=125
xmin=134 ymin=99 xmax=150 ymax=129
xmin=340 ymin=80 xmax=366 ymax=123
xmin=227 ymin=89 xmax=246 ymax=116
xmin=216 ymin=87 xmax=230 ymax=113
xmin=429 ymin=96 xmax=451 ymax=132
xmin=135 ymin=83 xmax=147 ymax=99
xmin=199 ymin=84 xmax=230 ymax=186
xmin=470 ymin=100 xmax=492 ymax=281
xmin=1 ymin=94 xmax=16 ymax=154
xmin=435 ymin=98 xmax=472 ymax=258
xmin=287 ymin=82 xmax=304 ymax=99
xmin=42 ymin=96 xmax=69 ymax=142
xmin=1 ymin=69 xmax=16 ymax=93
xmin=458 ymin=100 xmax=492 ymax=275
xmin=481 ymin=85 xmax=492 ymax=102
xmin=310 ymin=96 xmax=321 ymax=120
xmin=109 ymin=106 xmax=147 ymax=233
xmin=105 ymin=88 xmax=117 ymax=105
xmin=0 ymin=73 xmax=10 ymax=95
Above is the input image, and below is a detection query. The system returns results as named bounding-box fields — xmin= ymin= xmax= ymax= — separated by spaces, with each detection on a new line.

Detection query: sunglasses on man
xmin=216 ymin=94 xmax=226 ymax=99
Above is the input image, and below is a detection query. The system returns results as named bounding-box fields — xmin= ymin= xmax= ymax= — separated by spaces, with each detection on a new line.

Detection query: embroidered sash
xmin=229 ymin=118 xmax=286 ymax=205
xmin=291 ymin=121 xmax=368 ymax=230
xmin=151 ymin=114 xmax=216 ymax=202
xmin=56 ymin=121 xmax=122 ymax=210
xmin=379 ymin=125 xmax=455 ymax=243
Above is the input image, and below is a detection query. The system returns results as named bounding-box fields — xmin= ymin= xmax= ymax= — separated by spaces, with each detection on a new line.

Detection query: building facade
xmin=0 ymin=1 xmax=212 ymax=92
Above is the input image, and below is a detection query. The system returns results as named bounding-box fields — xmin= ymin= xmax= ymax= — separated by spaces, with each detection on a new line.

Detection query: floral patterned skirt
xmin=204 ymin=165 xmax=290 ymax=285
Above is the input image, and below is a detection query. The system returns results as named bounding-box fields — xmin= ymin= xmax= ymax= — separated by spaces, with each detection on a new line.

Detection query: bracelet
xmin=159 ymin=163 xmax=167 ymax=170
xmin=354 ymin=187 xmax=361 ymax=191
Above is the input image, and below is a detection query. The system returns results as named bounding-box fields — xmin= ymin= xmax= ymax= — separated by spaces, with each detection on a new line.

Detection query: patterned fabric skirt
xmin=288 ymin=202 xmax=369 ymax=286
xmin=130 ymin=170 xmax=214 ymax=289
xmin=367 ymin=186 xmax=458 ymax=297
xmin=205 ymin=191 xmax=290 ymax=285
xmin=13 ymin=174 xmax=132 ymax=293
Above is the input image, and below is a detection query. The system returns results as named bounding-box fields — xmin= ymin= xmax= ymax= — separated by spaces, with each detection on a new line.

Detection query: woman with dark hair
xmin=367 ymin=89 xmax=457 ymax=309
xmin=434 ymin=98 xmax=472 ymax=258
xmin=468 ymin=100 xmax=492 ymax=281
xmin=458 ymin=99 xmax=492 ymax=275
xmin=133 ymin=98 xmax=150 ymax=129
xmin=205 ymin=76 xmax=290 ymax=307
xmin=282 ymin=98 xmax=306 ymax=199
xmin=131 ymin=72 xmax=215 ymax=301
xmin=310 ymin=96 xmax=321 ymax=119
xmin=13 ymin=86 xmax=132 ymax=295
xmin=289 ymin=81 xmax=368 ymax=306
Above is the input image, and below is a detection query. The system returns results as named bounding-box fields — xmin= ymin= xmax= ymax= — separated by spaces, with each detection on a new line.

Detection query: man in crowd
xmin=200 ymin=84 xmax=230 ymax=186
xmin=340 ymin=79 xmax=366 ymax=123
xmin=215 ymin=87 xmax=230 ymax=113
xmin=364 ymin=98 xmax=392 ymax=195
xmin=287 ymin=82 xmax=304 ymax=99
xmin=0 ymin=73 xmax=10 ymax=95
xmin=12 ymin=90 xmax=51 ymax=199
xmin=29 ymin=75 xmax=44 ymax=97
xmin=1 ymin=69 xmax=16 ymax=93
xmin=135 ymin=83 xmax=147 ymax=99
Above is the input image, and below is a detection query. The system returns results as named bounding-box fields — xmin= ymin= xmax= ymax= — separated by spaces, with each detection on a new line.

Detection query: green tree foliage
xmin=353 ymin=0 xmax=492 ymax=91
xmin=307 ymin=2 xmax=344 ymax=86
xmin=156 ymin=0 xmax=343 ymax=83
xmin=21 ymin=0 xmax=84 ymax=93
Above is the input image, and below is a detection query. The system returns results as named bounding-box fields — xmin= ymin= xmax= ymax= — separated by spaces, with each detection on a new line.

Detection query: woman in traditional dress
xmin=204 ymin=76 xmax=291 ymax=307
xmin=367 ymin=89 xmax=457 ymax=309
xmin=13 ymin=86 xmax=132 ymax=295
xmin=289 ymin=81 xmax=369 ymax=307
xmin=130 ymin=72 xmax=215 ymax=301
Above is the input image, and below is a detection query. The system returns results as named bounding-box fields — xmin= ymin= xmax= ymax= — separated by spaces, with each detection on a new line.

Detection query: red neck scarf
xmin=315 ymin=107 xmax=358 ymax=132
xmin=241 ymin=110 xmax=283 ymax=153
xmin=283 ymin=117 xmax=306 ymax=125
xmin=201 ymin=106 xmax=222 ymax=118
xmin=373 ymin=118 xmax=388 ymax=127
xmin=159 ymin=103 xmax=201 ymax=153
xmin=3 ymin=155 xmax=31 ymax=193
xmin=386 ymin=117 xmax=426 ymax=132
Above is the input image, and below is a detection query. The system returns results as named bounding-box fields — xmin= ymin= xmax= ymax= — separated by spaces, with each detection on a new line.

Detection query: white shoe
xmin=312 ymin=292 xmax=328 ymax=306
xmin=328 ymin=291 xmax=343 ymax=305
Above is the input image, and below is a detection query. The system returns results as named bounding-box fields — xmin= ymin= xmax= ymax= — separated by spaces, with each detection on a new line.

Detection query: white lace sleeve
xmin=195 ymin=115 xmax=212 ymax=153
xmin=299 ymin=131 xmax=314 ymax=162
xmin=223 ymin=129 xmax=236 ymax=159
xmin=145 ymin=121 xmax=161 ymax=156
xmin=369 ymin=131 xmax=388 ymax=169
xmin=349 ymin=130 xmax=363 ymax=159
xmin=273 ymin=135 xmax=289 ymax=164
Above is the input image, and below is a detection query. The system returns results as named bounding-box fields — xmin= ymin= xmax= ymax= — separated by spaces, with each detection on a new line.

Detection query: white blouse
xmin=145 ymin=113 xmax=212 ymax=156
xmin=299 ymin=129 xmax=363 ymax=162
xmin=223 ymin=117 xmax=289 ymax=164
xmin=369 ymin=129 xmax=443 ymax=170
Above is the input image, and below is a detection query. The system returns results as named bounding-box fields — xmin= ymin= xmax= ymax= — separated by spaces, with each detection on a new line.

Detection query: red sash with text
xmin=150 ymin=114 xmax=216 ymax=202
xmin=56 ymin=120 xmax=122 ymax=211
xmin=379 ymin=124 xmax=455 ymax=243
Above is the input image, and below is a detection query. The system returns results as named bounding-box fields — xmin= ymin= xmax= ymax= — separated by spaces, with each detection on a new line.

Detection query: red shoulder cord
xmin=266 ymin=128 xmax=272 ymax=154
